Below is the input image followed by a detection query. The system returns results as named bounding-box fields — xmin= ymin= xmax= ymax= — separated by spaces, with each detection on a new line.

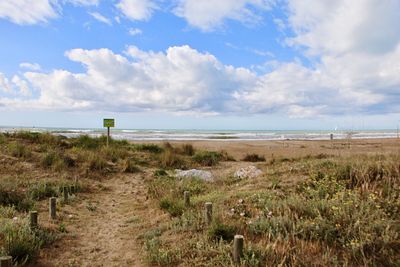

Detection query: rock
xmin=175 ymin=169 xmax=214 ymax=182
xmin=234 ymin=166 xmax=262 ymax=179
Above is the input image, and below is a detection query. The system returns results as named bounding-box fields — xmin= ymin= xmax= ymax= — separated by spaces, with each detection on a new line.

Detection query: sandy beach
xmin=132 ymin=138 xmax=400 ymax=159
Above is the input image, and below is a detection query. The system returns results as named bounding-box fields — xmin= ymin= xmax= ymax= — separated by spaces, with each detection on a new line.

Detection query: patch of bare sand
xmin=35 ymin=171 xmax=165 ymax=267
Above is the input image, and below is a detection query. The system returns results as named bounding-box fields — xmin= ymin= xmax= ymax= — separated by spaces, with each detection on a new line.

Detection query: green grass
xmin=192 ymin=151 xmax=223 ymax=166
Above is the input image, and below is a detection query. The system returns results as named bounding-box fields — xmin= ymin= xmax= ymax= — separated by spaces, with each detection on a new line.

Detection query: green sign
xmin=103 ymin=118 xmax=115 ymax=128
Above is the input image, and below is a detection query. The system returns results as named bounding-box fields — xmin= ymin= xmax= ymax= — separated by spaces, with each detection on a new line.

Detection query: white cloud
xmin=128 ymin=28 xmax=142 ymax=36
xmin=287 ymin=0 xmax=400 ymax=56
xmin=0 ymin=73 xmax=32 ymax=97
xmin=174 ymin=0 xmax=273 ymax=31
xmin=116 ymin=0 xmax=157 ymax=21
xmin=19 ymin=63 xmax=42 ymax=71
xmin=66 ymin=0 xmax=99 ymax=5
xmin=2 ymin=42 xmax=399 ymax=116
xmin=89 ymin=12 xmax=112 ymax=25
xmin=0 ymin=0 xmax=58 ymax=25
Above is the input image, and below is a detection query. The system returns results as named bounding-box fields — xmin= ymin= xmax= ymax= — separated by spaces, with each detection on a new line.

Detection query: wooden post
xmin=49 ymin=197 xmax=56 ymax=219
xmin=70 ymin=185 xmax=76 ymax=195
xmin=63 ymin=186 xmax=69 ymax=202
xmin=30 ymin=211 xmax=38 ymax=229
xmin=0 ymin=256 xmax=12 ymax=267
xmin=107 ymin=127 xmax=110 ymax=147
xmin=233 ymin=235 xmax=244 ymax=265
xmin=205 ymin=202 xmax=212 ymax=225
xmin=184 ymin=191 xmax=190 ymax=207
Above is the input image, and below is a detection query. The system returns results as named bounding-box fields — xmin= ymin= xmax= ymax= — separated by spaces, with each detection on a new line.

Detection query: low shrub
xmin=159 ymin=198 xmax=185 ymax=217
xmin=134 ymin=144 xmax=163 ymax=153
xmin=159 ymin=149 xmax=186 ymax=169
xmin=208 ymin=220 xmax=237 ymax=241
xmin=192 ymin=151 xmax=222 ymax=166
xmin=8 ymin=143 xmax=31 ymax=159
xmin=242 ymin=153 xmax=266 ymax=162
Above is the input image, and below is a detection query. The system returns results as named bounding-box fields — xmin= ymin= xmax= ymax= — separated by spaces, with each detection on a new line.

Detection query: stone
xmin=175 ymin=169 xmax=214 ymax=182
xmin=234 ymin=166 xmax=262 ymax=179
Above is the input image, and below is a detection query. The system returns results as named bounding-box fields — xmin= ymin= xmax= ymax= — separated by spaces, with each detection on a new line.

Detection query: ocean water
xmin=0 ymin=127 xmax=398 ymax=141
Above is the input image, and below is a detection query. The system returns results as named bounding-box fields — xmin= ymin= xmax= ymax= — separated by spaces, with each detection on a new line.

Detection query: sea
xmin=0 ymin=127 xmax=398 ymax=141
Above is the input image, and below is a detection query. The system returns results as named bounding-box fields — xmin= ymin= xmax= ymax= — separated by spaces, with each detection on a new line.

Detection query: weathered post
xmin=63 ymin=186 xmax=69 ymax=202
xmin=0 ymin=256 xmax=12 ymax=267
xmin=49 ymin=197 xmax=57 ymax=219
xmin=30 ymin=211 xmax=38 ymax=229
xmin=205 ymin=202 xmax=212 ymax=225
xmin=184 ymin=191 xmax=190 ymax=207
xmin=233 ymin=235 xmax=244 ymax=265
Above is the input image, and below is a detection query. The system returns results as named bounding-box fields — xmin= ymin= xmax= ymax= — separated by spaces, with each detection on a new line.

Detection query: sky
xmin=0 ymin=0 xmax=400 ymax=130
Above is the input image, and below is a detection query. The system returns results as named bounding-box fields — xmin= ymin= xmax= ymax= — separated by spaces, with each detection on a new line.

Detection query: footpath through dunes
xmin=35 ymin=171 xmax=166 ymax=267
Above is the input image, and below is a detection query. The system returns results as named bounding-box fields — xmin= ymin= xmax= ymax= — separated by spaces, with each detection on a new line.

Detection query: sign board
xmin=103 ymin=118 xmax=115 ymax=128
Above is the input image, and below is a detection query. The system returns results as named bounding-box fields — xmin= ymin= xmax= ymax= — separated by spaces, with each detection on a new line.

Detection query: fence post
xmin=63 ymin=186 xmax=69 ymax=202
xmin=205 ymin=202 xmax=212 ymax=225
xmin=30 ymin=211 xmax=38 ymax=230
xmin=49 ymin=197 xmax=57 ymax=219
xmin=184 ymin=191 xmax=190 ymax=207
xmin=233 ymin=235 xmax=244 ymax=265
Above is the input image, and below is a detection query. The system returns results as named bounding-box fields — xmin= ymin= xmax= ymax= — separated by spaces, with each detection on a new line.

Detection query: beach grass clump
xmin=0 ymin=219 xmax=59 ymax=265
xmin=134 ymin=144 xmax=164 ymax=153
xmin=122 ymin=158 xmax=141 ymax=173
xmin=8 ymin=143 xmax=31 ymax=159
xmin=208 ymin=219 xmax=237 ymax=241
xmin=29 ymin=181 xmax=58 ymax=201
xmin=159 ymin=197 xmax=185 ymax=217
xmin=72 ymin=135 xmax=105 ymax=149
xmin=192 ymin=151 xmax=223 ymax=166
xmin=242 ymin=153 xmax=266 ymax=162
xmin=0 ymin=133 xmax=5 ymax=144
xmin=0 ymin=186 xmax=33 ymax=212
xmin=159 ymin=149 xmax=187 ymax=169
xmin=87 ymin=152 xmax=108 ymax=172
xmin=180 ymin=144 xmax=195 ymax=156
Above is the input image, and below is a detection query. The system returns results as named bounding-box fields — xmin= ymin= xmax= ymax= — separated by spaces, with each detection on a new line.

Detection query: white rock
xmin=175 ymin=169 xmax=214 ymax=182
xmin=234 ymin=166 xmax=262 ymax=179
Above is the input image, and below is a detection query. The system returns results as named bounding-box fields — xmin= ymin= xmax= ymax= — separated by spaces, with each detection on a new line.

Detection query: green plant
xmin=134 ymin=144 xmax=163 ymax=153
xmin=192 ymin=151 xmax=222 ymax=166
xmin=208 ymin=220 xmax=237 ymax=241
xmin=8 ymin=143 xmax=31 ymax=159
xmin=159 ymin=198 xmax=185 ymax=217
xmin=242 ymin=153 xmax=266 ymax=162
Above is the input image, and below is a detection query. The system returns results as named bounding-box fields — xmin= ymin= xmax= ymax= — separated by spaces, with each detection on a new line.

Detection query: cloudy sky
xmin=0 ymin=0 xmax=400 ymax=130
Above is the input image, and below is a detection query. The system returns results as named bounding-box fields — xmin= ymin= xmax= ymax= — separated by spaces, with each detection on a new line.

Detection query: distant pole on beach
xmin=103 ymin=118 xmax=115 ymax=147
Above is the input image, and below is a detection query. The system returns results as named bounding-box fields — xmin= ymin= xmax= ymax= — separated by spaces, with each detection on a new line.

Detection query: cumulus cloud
xmin=286 ymin=0 xmax=400 ymax=56
xmin=116 ymin=0 xmax=157 ymax=21
xmin=174 ymin=0 xmax=273 ymax=31
xmin=89 ymin=12 xmax=112 ymax=25
xmin=0 ymin=0 xmax=58 ymax=25
xmin=0 ymin=0 xmax=99 ymax=25
xmin=2 ymin=41 xmax=398 ymax=116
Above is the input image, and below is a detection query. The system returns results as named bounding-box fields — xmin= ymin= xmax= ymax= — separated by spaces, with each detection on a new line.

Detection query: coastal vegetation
xmin=0 ymin=131 xmax=398 ymax=266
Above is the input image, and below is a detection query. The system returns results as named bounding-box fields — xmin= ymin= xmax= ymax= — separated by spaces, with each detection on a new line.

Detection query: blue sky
xmin=0 ymin=0 xmax=400 ymax=130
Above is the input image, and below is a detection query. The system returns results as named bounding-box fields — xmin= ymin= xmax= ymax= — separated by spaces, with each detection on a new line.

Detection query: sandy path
xmin=36 ymin=171 xmax=162 ymax=267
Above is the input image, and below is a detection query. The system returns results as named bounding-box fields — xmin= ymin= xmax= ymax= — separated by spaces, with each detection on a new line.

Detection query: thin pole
xmin=107 ymin=127 xmax=110 ymax=147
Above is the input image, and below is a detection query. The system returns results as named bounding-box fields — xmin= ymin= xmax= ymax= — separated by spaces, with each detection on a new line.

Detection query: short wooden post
xmin=49 ymin=197 xmax=56 ymax=219
xmin=184 ymin=191 xmax=190 ymax=207
xmin=0 ymin=256 xmax=12 ymax=267
xmin=29 ymin=211 xmax=38 ymax=229
xmin=63 ymin=186 xmax=68 ymax=202
xmin=233 ymin=235 xmax=244 ymax=265
xmin=205 ymin=202 xmax=212 ymax=225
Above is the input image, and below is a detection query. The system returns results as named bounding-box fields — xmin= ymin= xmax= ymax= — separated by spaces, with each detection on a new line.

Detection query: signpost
xmin=103 ymin=118 xmax=115 ymax=146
